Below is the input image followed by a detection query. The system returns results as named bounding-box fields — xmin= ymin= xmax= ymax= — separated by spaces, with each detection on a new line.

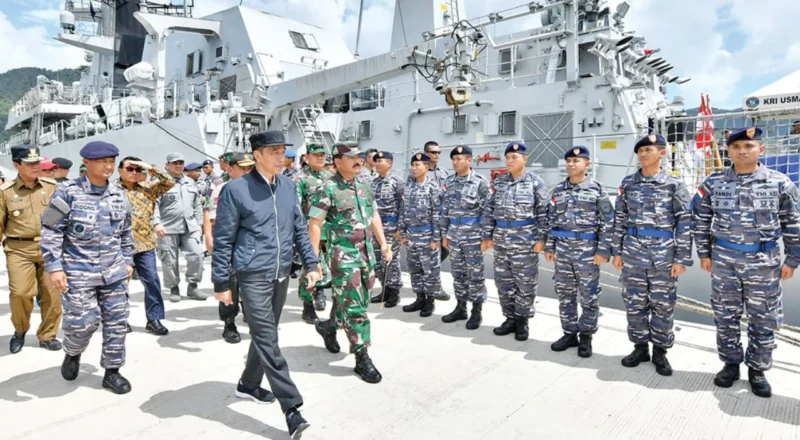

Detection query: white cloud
xmin=23 ymin=9 xmax=62 ymax=22
xmin=0 ymin=11 xmax=84 ymax=73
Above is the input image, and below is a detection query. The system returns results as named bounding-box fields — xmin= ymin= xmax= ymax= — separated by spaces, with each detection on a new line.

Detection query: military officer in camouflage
xmin=368 ymin=151 xmax=405 ymax=308
xmin=40 ymin=141 xmax=136 ymax=394
xmin=440 ymin=145 xmax=490 ymax=329
xmin=693 ymin=127 xmax=800 ymax=398
xmin=400 ymin=152 xmax=443 ymax=318
xmin=309 ymin=142 xmax=392 ymax=384
xmin=483 ymin=142 xmax=550 ymax=341
xmin=2 ymin=146 xmax=62 ymax=354
xmin=545 ymin=146 xmax=614 ymax=357
xmin=612 ymin=134 xmax=693 ymax=377
xmin=294 ymin=143 xmax=333 ymax=323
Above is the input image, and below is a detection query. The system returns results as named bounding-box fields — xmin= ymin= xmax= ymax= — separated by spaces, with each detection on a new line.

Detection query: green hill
xmin=0 ymin=67 xmax=82 ymax=143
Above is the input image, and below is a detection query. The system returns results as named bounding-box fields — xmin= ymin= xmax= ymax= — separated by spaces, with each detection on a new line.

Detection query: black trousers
xmin=236 ymin=271 xmax=303 ymax=413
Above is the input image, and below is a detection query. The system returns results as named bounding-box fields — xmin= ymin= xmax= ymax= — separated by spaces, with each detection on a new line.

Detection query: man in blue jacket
xmin=212 ymin=130 xmax=320 ymax=439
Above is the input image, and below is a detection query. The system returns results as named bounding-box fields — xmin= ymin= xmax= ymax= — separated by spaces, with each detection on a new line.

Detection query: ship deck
xmin=1 ymin=253 xmax=799 ymax=440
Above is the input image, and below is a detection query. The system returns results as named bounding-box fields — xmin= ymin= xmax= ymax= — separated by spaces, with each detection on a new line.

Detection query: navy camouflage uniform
xmin=483 ymin=143 xmax=550 ymax=321
xmin=40 ymin=142 xmax=136 ymax=371
xmin=612 ymin=139 xmax=693 ymax=351
xmin=693 ymin=134 xmax=800 ymax=372
xmin=370 ymin=152 xmax=404 ymax=301
xmin=546 ymin=148 xmax=614 ymax=337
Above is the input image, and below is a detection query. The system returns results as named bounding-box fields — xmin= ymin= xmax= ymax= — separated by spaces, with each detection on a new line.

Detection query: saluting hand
xmin=49 ymin=271 xmax=68 ymax=293
xmin=215 ymin=290 xmax=233 ymax=305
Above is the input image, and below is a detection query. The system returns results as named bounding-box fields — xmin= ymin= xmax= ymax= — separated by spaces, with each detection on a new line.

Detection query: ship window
xmin=454 ymin=115 xmax=467 ymax=133
xmin=215 ymin=46 xmax=224 ymax=58
xmin=359 ymin=120 xmax=373 ymax=140
xmin=500 ymin=111 xmax=516 ymax=135
xmin=499 ymin=48 xmax=512 ymax=74
xmin=186 ymin=49 xmax=203 ymax=76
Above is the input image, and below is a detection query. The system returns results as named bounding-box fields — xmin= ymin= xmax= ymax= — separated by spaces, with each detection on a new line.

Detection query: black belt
xmin=6 ymin=236 xmax=41 ymax=242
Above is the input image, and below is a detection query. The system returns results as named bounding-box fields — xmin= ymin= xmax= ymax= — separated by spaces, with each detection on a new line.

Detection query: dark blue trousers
xmin=134 ymin=250 xmax=165 ymax=321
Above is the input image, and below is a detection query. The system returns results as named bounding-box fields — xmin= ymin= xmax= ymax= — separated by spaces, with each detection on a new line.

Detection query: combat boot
xmin=384 ymin=288 xmax=400 ymax=308
xmin=354 ymin=348 xmax=382 ymax=384
xmin=713 ymin=363 xmax=740 ymax=388
xmin=61 ymin=353 xmax=81 ymax=381
xmin=314 ymin=289 xmax=326 ymax=311
xmin=442 ymin=300 xmax=468 ymax=323
xmin=748 ymin=368 xmax=772 ymax=398
xmin=103 ymin=368 xmax=132 ymax=395
xmin=551 ymin=333 xmax=579 ymax=352
xmin=222 ymin=319 xmax=241 ymax=344
xmin=420 ymin=295 xmax=436 ymax=317
xmin=515 ymin=317 xmax=529 ymax=341
xmin=168 ymin=286 xmax=181 ymax=303
xmin=301 ymin=301 xmax=318 ymax=324
xmin=621 ymin=343 xmax=650 ymax=367
xmin=187 ymin=283 xmax=210 ymax=300
xmin=493 ymin=316 xmax=516 ymax=336
xmin=466 ymin=302 xmax=483 ymax=330
xmin=651 ymin=346 xmax=673 ymax=376
xmin=369 ymin=289 xmax=387 ymax=304
xmin=432 ymin=289 xmax=451 ymax=301
xmin=578 ymin=334 xmax=593 ymax=358
xmin=315 ymin=319 xmax=340 ymax=354
xmin=402 ymin=293 xmax=426 ymax=313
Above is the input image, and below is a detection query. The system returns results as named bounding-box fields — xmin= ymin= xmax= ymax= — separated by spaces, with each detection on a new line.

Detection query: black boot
xmin=441 ymin=300 xmax=468 ymax=323
xmin=713 ymin=363 xmax=741 ymax=388
xmin=621 ymin=344 xmax=650 ymax=367
xmin=748 ymin=367 xmax=772 ymax=398
xmin=354 ymin=349 xmax=382 ymax=384
xmin=515 ymin=316 xmax=529 ymax=341
xmin=493 ymin=317 xmax=516 ymax=336
xmin=577 ymin=334 xmax=593 ymax=358
xmin=465 ymin=303 xmax=483 ymax=330
xmin=301 ymin=301 xmax=318 ymax=324
xmin=551 ymin=333 xmax=579 ymax=352
xmin=222 ymin=319 xmax=241 ymax=344
xmin=369 ymin=289 xmax=386 ymax=304
xmin=420 ymin=295 xmax=435 ymax=317
xmin=403 ymin=293 xmax=426 ymax=313
xmin=314 ymin=290 xmax=326 ymax=311
xmin=315 ymin=319 xmax=340 ymax=354
xmin=103 ymin=368 xmax=132 ymax=394
xmin=61 ymin=353 xmax=81 ymax=381
xmin=652 ymin=346 xmax=673 ymax=376
xmin=384 ymin=288 xmax=400 ymax=308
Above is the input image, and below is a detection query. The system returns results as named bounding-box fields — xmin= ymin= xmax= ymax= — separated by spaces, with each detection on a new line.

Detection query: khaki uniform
xmin=0 ymin=176 xmax=61 ymax=341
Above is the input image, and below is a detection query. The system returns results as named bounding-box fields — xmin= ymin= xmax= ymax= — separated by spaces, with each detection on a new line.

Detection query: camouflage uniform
xmin=295 ymin=163 xmax=333 ymax=304
xmin=693 ymin=164 xmax=800 ymax=371
xmin=483 ymin=171 xmax=549 ymax=319
xmin=359 ymin=168 xmax=378 ymax=189
xmin=546 ymin=177 xmax=614 ymax=335
xmin=40 ymin=175 xmax=136 ymax=368
xmin=441 ymin=170 xmax=490 ymax=303
xmin=400 ymin=174 xmax=443 ymax=304
xmin=371 ymin=169 xmax=405 ymax=295
xmin=612 ymin=169 xmax=693 ymax=349
xmin=309 ymin=172 xmax=377 ymax=353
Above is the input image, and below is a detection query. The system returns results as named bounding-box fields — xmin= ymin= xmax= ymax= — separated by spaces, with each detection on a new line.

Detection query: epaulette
xmin=39 ymin=177 xmax=58 ymax=185
xmin=0 ymin=181 xmax=14 ymax=191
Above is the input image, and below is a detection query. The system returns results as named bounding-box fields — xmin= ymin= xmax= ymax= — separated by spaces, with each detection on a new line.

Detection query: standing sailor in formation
xmin=368 ymin=151 xmax=405 ymax=308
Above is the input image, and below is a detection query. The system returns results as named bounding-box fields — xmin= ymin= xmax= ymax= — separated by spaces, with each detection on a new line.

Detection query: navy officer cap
xmin=450 ymin=145 xmax=473 ymax=158
xmin=411 ymin=152 xmax=430 ymax=164
xmin=504 ymin=141 xmax=528 ymax=155
xmin=633 ymin=134 xmax=666 ymax=153
xmin=564 ymin=145 xmax=590 ymax=160
xmin=249 ymin=130 xmax=293 ymax=149
xmin=184 ymin=162 xmax=202 ymax=171
xmin=202 ymin=159 xmax=213 ymax=166
xmin=80 ymin=141 xmax=119 ymax=159
xmin=727 ymin=127 xmax=763 ymax=144
xmin=52 ymin=157 xmax=73 ymax=169
xmin=374 ymin=151 xmax=393 ymax=161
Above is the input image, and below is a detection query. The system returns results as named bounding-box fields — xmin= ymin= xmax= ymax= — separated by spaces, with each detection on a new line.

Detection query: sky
xmin=1 ymin=0 xmax=797 ymax=109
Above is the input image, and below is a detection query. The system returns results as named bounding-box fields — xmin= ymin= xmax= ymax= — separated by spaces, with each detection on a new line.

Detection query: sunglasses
xmin=124 ymin=166 xmax=143 ymax=173
xmin=427 ymin=150 xmax=441 ymax=155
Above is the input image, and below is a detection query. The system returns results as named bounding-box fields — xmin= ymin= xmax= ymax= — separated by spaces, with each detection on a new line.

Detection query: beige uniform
xmin=0 ymin=176 xmax=61 ymax=341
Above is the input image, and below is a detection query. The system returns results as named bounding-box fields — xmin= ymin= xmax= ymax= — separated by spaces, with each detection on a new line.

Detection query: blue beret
xmin=285 ymin=147 xmax=296 ymax=159
xmin=504 ymin=142 xmax=528 ymax=155
xmin=727 ymin=127 xmax=763 ymax=144
xmin=564 ymin=145 xmax=590 ymax=160
xmin=450 ymin=145 xmax=473 ymax=158
xmin=80 ymin=141 xmax=119 ymax=159
xmin=411 ymin=152 xmax=431 ymax=164
xmin=184 ymin=162 xmax=202 ymax=171
xmin=634 ymin=134 xmax=666 ymax=153
xmin=374 ymin=151 xmax=393 ymax=161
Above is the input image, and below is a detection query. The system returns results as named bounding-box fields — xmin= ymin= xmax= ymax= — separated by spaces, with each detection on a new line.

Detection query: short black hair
xmin=365 ymin=148 xmax=378 ymax=155
xmin=424 ymin=141 xmax=439 ymax=151
xmin=119 ymin=156 xmax=141 ymax=169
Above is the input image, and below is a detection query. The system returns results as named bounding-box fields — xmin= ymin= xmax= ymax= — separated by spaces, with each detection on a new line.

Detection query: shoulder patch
xmin=675 ymin=186 xmax=691 ymax=206
xmin=0 ymin=181 xmax=14 ymax=191
xmin=599 ymin=198 xmax=613 ymax=214
xmin=785 ymin=183 xmax=800 ymax=205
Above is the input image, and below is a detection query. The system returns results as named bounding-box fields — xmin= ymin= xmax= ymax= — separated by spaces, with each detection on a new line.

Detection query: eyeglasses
xmin=427 ymin=150 xmax=441 ymax=155
xmin=124 ymin=166 xmax=143 ymax=173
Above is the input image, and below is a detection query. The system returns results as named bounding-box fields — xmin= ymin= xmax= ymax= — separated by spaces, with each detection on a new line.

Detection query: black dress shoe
xmin=235 ymin=381 xmax=275 ymax=403
xmin=222 ymin=320 xmax=241 ymax=344
xmin=315 ymin=320 xmax=340 ymax=353
xmin=9 ymin=332 xmax=25 ymax=354
xmin=146 ymin=320 xmax=169 ymax=335
xmin=103 ymin=369 xmax=132 ymax=394
xmin=39 ymin=339 xmax=62 ymax=351
xmin=286 ymin=407 xmax=310 ymax=439
xmin=748 ymin=367 xmax=772 ymax=398
xmin=61 ymin=354 xmax=81 ymax=381
xmin=714 ymin=363 xmax=740 ymax=388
